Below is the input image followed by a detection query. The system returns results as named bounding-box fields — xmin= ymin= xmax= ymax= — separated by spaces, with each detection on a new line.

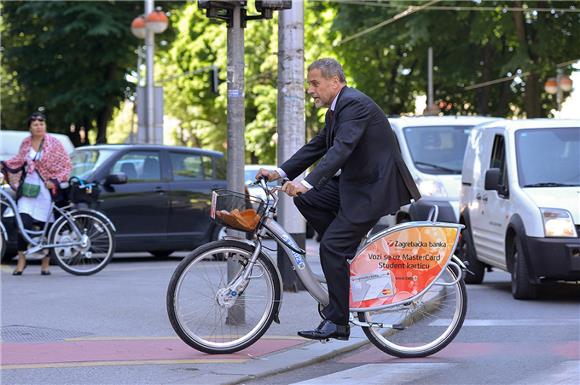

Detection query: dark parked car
xmin=2 ymin=144 xmax=228 ymax=260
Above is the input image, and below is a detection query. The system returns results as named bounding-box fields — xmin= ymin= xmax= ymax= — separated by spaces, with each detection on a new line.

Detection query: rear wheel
xmin=167 ymin=240 xmax=281 ymax=354
xmin=511 ymin=236 xmax=538 ymax=300
xmin=359 ymin=265 xmax=467 ymax=358
xmin=49 ymin=211 xmax=115 ymax=275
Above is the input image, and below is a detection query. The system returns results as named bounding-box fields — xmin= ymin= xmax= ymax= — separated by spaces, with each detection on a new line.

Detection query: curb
xmin=223 ymin=334 xmax=370 ymax=385
xmin=222 ymin=284 xmax=449 ymax=385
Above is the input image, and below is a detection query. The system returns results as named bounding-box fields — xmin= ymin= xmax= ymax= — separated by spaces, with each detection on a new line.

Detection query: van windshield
xmin=403 ymin=126 xmax=472 ymax=175
xmin=516 ymin=127 xmax=580 ymax=187
xmin=70 ymin=149 xmax=116 ymax=179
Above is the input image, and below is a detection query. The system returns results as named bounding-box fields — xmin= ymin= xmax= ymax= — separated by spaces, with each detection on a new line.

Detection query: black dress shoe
xmin=40 ymin=270 xmax=51 ymax=276
xmin=12 ymin=266 xmax=26 ymax=276
xmin=298 ymin=320 xmax=350 ymax=341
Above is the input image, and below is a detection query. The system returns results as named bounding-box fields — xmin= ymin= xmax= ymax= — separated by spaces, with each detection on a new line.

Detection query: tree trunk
xmin=493 ymin=82 xmax=511 ymax=117
xmin=476 ymin=44 xmax=493 ymax=115
xmin=512 ymin=2 xmax=541 ymax=117
xmin=70 ymin=123 xmax=82 ymax=147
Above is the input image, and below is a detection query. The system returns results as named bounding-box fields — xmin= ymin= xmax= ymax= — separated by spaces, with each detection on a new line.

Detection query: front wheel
xmin=511 ymin=236 xmax=538 ymax=300
xmin=167 ymin=240 xmax=281 ymax=354
xmin=359 ymin=265 xmax=467 ymax=358
xmin=49 ymin=211 xmax=115 ymax=275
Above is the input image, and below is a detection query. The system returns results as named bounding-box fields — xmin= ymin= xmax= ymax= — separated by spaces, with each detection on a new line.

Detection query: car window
xmin=403 ymin=125 xmax=471 ymax=174
xmin=489 ymin=134 xmax=507 ymax=187
xmin=216 ymin=157 xmax=226 ymax=179
xmin=111 ymin=151 xmax=161 ymax=182
xmin=70 ymin=149 xmax=116 ymax=179
xmin=169 ymin=152 xmax=208 ymax=181
xmin=202 ymin=156 xmax=214 ymax=179
xmin=516 ymin=127 xmax=580 ymax=187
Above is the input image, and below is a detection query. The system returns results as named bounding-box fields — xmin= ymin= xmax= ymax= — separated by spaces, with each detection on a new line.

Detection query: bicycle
xmin=167 ymin=178 xmax=468 ymax=358
xmin=0 ymin=176 xmax=116 ymax=275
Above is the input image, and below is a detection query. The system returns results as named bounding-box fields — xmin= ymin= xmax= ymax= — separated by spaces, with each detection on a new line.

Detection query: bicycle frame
xmin=234 ymin=180 xmax=466 ymax=318
xmin=0 ymin=187 xmax=98 ymax=256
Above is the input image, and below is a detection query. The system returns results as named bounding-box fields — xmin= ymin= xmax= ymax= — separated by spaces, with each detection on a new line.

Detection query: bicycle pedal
xmin=319 ymin=338 xmax=331 ymax=344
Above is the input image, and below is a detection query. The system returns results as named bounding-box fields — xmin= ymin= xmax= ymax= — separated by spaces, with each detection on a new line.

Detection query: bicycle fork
xmin=216 ymin=240 xmax=263 ymax=309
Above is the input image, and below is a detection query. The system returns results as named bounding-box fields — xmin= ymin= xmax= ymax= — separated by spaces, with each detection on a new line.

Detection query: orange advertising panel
xmin=349 ymin=225 xmax=459 ymax=309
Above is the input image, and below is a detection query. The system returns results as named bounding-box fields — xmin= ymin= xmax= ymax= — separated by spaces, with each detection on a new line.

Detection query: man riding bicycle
xmin=258 ymin=58 xmax=420 ymax=341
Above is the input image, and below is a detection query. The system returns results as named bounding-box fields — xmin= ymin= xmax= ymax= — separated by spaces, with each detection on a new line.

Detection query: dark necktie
xmin=326 ymin=109 xmax=334 ymax=127
xmin=326 ymin=109 xmax=334 ymax=148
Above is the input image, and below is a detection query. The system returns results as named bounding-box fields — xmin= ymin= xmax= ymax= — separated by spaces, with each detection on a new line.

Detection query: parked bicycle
xmin=167 ymin=178 xmax=468 ymax=358
xmin=0 ymin=176 xmax=118 ymax=275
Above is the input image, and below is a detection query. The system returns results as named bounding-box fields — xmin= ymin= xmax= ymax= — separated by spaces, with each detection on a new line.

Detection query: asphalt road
xmin=245 ymin=270 xmax=580 ymax=385
xmin=1 ymin=244 xmax=579 ymax=385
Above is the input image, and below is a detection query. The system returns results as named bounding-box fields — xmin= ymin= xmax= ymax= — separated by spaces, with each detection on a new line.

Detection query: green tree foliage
xmin=2 ymin=1 xmax=144 ymax=144
xmin=331 ymin=0 xmax=580 ymax=117
xmin=159 ymin=1 xmax=338 ymax=164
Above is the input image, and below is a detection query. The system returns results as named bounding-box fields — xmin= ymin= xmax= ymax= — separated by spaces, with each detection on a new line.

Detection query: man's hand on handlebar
xmin=282 ymin=180 xmax=307 ymax=197
xmin=255 ymin=168 xmax=281 ymax=182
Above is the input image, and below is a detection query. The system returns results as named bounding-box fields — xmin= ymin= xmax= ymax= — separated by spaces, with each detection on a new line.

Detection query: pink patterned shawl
xmin=1 ymin=134 xmax=72 ymax=192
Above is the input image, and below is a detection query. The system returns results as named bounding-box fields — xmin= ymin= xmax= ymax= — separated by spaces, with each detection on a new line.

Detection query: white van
xmin=0 ymin=130 xmax=75 ymax=160
xmin=460 ymin=119 xmax=580 ymax=299
xmin=380 ymin=116 xmax=499 ymax=226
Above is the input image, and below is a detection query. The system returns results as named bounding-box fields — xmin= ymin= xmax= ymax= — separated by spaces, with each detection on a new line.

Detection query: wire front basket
xmin=210 ymin=189 xmax=266 ymax=233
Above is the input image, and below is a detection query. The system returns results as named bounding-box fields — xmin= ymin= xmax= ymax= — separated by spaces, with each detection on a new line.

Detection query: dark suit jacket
xmin=280 ymin=86 xmax=421 ymax=224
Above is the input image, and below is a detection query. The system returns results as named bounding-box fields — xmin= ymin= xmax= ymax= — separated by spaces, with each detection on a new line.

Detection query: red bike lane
xmin=1 ymin=335 xmax=306 ymax=370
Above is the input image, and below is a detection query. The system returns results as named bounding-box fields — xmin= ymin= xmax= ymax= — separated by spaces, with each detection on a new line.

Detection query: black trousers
xmin=293 ymin=177 xmax=378 ymax=325
xmin=17 ymin=214 xmax=46 ymax=252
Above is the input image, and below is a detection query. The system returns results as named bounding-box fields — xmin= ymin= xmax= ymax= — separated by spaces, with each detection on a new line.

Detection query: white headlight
xmin=541 ymin=208 xmax=577 ymax=237
xmin=416 ymin=178 xmax=448 ymax=197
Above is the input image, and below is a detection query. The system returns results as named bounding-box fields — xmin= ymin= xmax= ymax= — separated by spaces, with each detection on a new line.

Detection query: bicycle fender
xmin=69 ymin=209 xmax=116 ymax=232
xmin=451 ymin=255 xmax=468 ymax=270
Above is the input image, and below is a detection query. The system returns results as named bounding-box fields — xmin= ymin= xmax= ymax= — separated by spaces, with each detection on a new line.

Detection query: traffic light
xmin=255 ymin=0 xmax=292 ymax=19
xmin=210 ymin=66 xmax=219 ymax=94
xmin=198 ymin=1 xmax=247 ymax=18
xmin=198 ymin=0 xmax=246 ymax=9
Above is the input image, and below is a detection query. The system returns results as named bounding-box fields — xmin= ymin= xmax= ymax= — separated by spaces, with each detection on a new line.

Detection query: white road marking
xmin=429 ymin=319 xmax=579 ymax=327
xmin=289 ymin=363 xmax=453 ymax=385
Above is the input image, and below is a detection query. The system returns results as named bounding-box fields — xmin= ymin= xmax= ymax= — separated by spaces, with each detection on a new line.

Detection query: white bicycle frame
xmin=0 ymin=186 xmax=115 ymax=256
xmin=227 ymin=181 xmax=466 ymax=328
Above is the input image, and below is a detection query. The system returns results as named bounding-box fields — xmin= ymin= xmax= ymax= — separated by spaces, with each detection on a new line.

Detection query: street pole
xmin=427 ymin=47 xmax=434 ymax=115
xmin=145 ymin=0 xmax=155 ymax=144
xmin=556 ymin=68 xmax=563 ymax=112
xmin=277 ymin=3 xmax=305 ymax=292
xmin=226 ymin=4 xmax=246 ymax=325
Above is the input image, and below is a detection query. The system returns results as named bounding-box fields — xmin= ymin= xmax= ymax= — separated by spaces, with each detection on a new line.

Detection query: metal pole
xmin=277 ymin=3 xmax=305 ymax=292
xmin=132 ymin=46 xmax=144 ymax=144
xmin=556 ymin=68 xmax=563 ymax=112
xmin=226 ymin=5 xmax=246 ymax=325
xmin=427 ymin=47 xmax=434 ymax=114
xmin=145 ymin=0 xmax=155 ymax=144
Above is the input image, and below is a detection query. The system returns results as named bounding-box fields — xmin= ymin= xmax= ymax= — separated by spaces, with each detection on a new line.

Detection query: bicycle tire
xmin=49 ymin=210 xmax=115 ymax=275
xmin=167 ymin=240 xmax=281 ymax=354
xmin=358 ymin=265 xmax=467 ymax=358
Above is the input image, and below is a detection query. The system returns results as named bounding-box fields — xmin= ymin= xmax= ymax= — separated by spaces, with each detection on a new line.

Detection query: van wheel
xmin=511 ymin=236 xmax=538 ymax=300
xmin=460 ymin=228 xmax=484 ymax=284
